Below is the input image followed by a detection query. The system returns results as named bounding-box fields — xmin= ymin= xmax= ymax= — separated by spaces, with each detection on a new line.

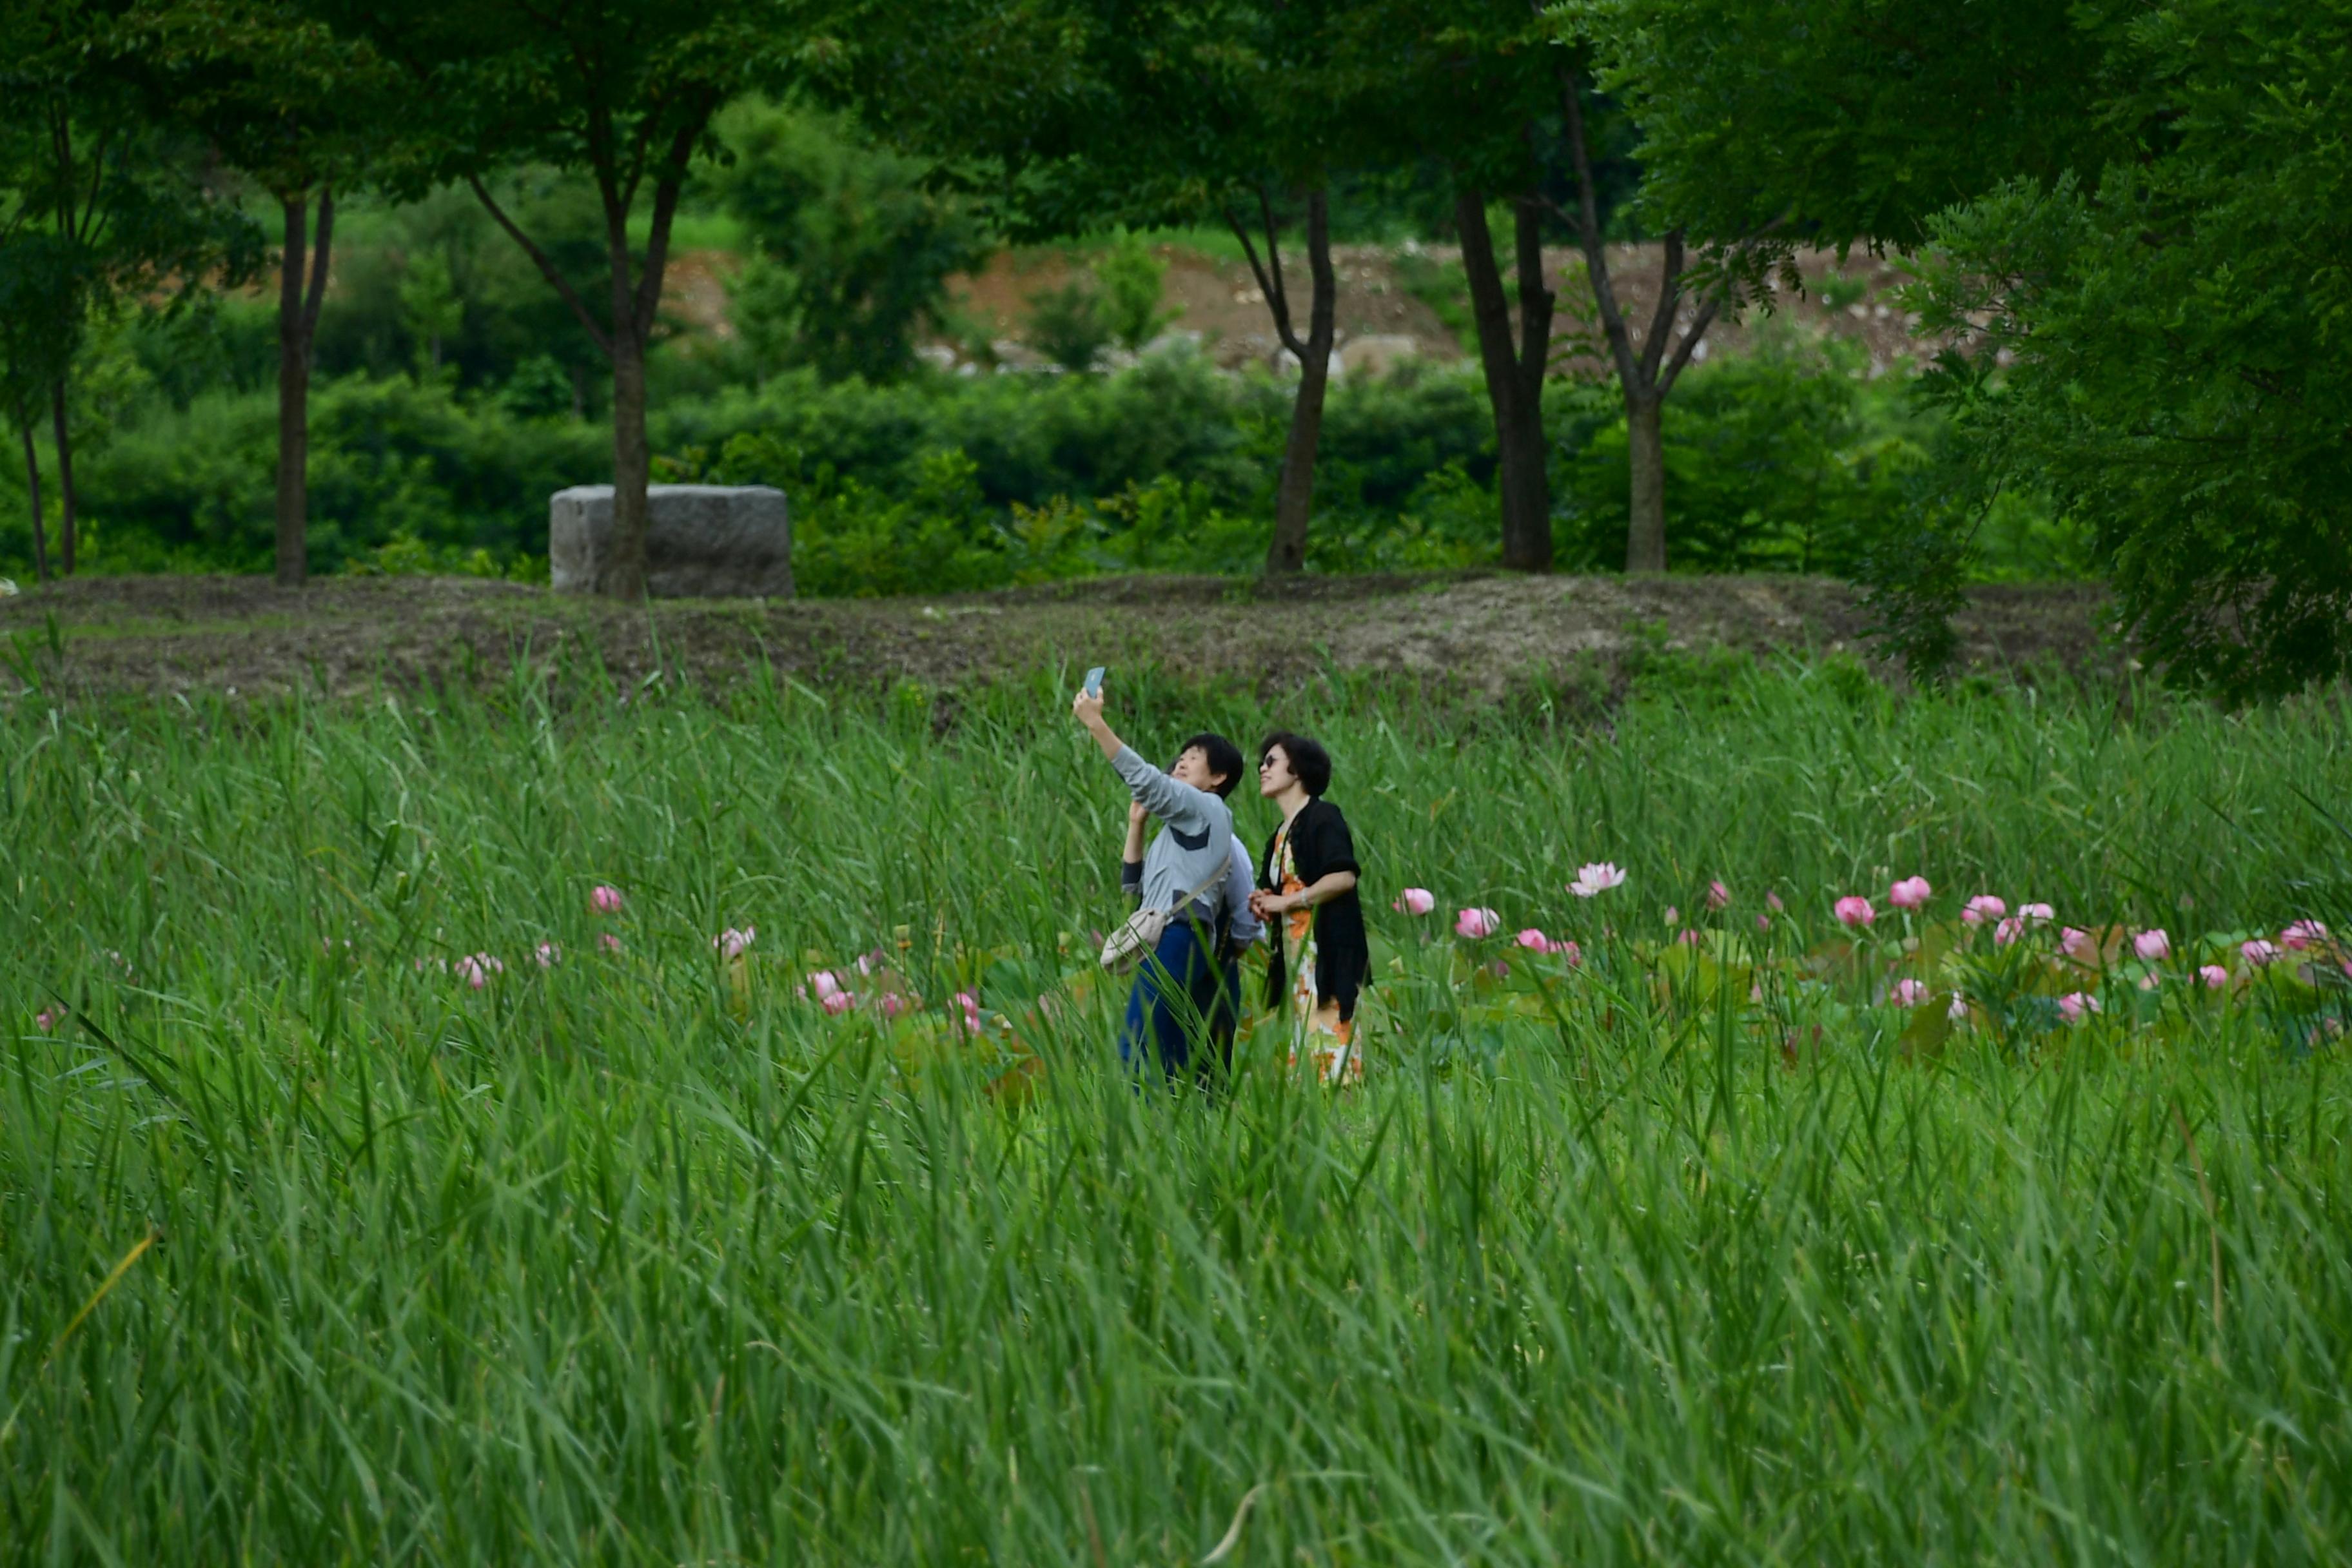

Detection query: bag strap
xmin=1171 ymin=854 xmax=1228 ymax=917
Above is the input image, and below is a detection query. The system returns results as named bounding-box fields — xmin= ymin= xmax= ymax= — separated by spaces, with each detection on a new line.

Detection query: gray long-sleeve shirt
xmin=1111 ymin=743 xmax=1236 ymax=924
xmin=1122 ymin=834 xmax=1263 ymax=944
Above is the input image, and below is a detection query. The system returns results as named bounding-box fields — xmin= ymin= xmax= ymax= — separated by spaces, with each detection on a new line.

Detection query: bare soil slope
xmin=0 ymin=574 xmax=2110 ymax=707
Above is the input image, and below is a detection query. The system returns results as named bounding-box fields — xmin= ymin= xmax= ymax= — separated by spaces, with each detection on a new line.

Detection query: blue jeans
xmin=1119 ymin=919 xmax=1230 ymax=1084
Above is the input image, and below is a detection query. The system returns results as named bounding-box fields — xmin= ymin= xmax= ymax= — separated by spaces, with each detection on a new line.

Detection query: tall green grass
xmin=4 ymin=664 xmax=2349 ymax=1562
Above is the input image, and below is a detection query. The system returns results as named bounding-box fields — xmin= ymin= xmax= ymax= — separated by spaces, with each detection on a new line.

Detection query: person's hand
xmin=1071 ymin=686 xmax=1105 ymax=728
xmin=1128 ymin=799 xmax=1150 ymax=830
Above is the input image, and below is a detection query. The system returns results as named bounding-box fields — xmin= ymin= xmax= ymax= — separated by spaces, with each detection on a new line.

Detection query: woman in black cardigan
xmin=1248 ymin=732 xmax=1371 ymax=1084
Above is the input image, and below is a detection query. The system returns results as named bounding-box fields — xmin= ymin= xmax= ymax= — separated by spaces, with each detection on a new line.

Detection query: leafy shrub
xmin=52 ymin=373 xmax=602 ymax=574
xmin=311 ymin=179 xmax=610 ymax=403
xmin=1023 ymin=282 xmax=1113 ymax=373
xmin=711 ymin=99 xmax=987 ymax=384
xmin=1092 ymin=235 xmax=1178 ymax=351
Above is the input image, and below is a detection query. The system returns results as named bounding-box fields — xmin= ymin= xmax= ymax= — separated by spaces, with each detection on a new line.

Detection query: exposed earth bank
xmin=0 ymin=573 xmax=2113 ymax=707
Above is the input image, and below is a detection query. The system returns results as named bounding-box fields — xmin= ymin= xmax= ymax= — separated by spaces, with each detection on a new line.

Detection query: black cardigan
xmin=1260 ymin=797 xmax=1370 ymax=1021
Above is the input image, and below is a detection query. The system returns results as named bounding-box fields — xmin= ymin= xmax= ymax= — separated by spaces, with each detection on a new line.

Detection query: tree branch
xmin=1555 ymin=63 xmax=1642 ymax=393
xmin=1636 ymin=231 xmax=1686 ymax=386
xmin=1259 ymin=185 xmax=1306 ymax=357
xmin=467 ymin=173 xmax=612 ymax=358
xmin=1224 ymin=197 xmax=1303 ymax=358
xmin=630 ymin=102 xmax=709 ymax=341
xmin=1656 ymin=293 xmax=1721 ymax=397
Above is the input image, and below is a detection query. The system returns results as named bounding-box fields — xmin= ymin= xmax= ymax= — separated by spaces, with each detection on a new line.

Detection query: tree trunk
xmin=605 ymin=331 xmax=651 ymax=600
xmin=1264 ymin=189 xmax=1335 ymax=576
xmin=1456 ymin=192 xmax=1557 ymax=572
xmin=1624 ymin=393 xmax=1666 ymax=573
xmin=1493 ymin=379 xmax=1549 ymax=570
xmin=276 ymin=197 xmax=311 ymax=588
xmin=17 ymin=413 xmax=47 ymax=583
xmin=49 ymin=380 xmax=75 ymax=575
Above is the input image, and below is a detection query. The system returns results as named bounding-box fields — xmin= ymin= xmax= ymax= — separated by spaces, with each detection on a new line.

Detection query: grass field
xmin=5 ymin=661 xmax=2350 ymax=1563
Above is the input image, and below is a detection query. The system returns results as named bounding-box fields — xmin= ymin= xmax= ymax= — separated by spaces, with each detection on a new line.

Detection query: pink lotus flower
xmin=598 ymin=933 xmax=623 ymax=956
xmin=1994 ymin=917 xmax=2024 ymax=946
xmin=879 ymin=993 xmax=907 ymax=1020
xmin=2137 ymin=972 xmax=2161 ymax=992
xmin=1834 ymin=896 xmax=1875 ymax=928
xmin=821 ymin=989 xmax=855 ymax=1016
xmin=2133 ymin=928 xmax=2170 ymax=962
xmin=536 ymin=941 xmax=562 ymax=968
xmin=1515 ymin=928 xmax=1552 ymax=952
xmin=1455 ymin=907 xmax=1500 ymax=939
xmin=713 ymin=926 xmax=757 ymax=960
xmin=1754 ymin=913 xmax=1771 ymax=932
xmin=590 ymin=884 xmax=623 ymax=915
xmin=810 ymin=970 xmax=845 ymax=1001
xmin=1707 ymin=879 xmax=1731 ymax=910
xmin=2281 ymin=919 xmax=2329 ymax=951
xmin=2058 ymin=991 xmax=2101 ymax=1023
xmin=2242 ymin=938 xmax=2278 ymax=966
xmin=2199 ymin=964 xmax=2229 ymax=990
xmin=1892 ymin=977 xmax=1929 ymax=1007
xmin=455 ymin=952 xmax=504 ymax=990
xmin=34 ymin=1007 xmax=59 ymax=1032
xmin=2018 ymin=902 xmax=2055 ymax=925
xmin=1393 ymin=888 xmax=1435 ymax=916
xmin=1947 ymin=991 xmax=1968 ymax=1021
xmin=1663 ymin=906 xmax=1680 ymax=926
xmin=1569 ymin=863 xmax=1627 ymax=897
xmin=1676 ymin=928 xmax=1701 ymax=946
xmin=1557 ymin=939 xmax=1583 ymax=968
xmin=1765 ymin=890 xmax=1785 ymax=912
xmin=2061 ymin=926 xmax=2093 ymax=959
xmin=1963 ymin=895 xmax=2005 ymax=926
xmin=955 ymin=990 xmax=983 ymax=1034
xmin=1888 ymin=876 xmax=1932 ymax=910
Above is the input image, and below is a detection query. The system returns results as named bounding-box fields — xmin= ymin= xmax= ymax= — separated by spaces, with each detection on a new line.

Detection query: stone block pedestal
xmin=549 ymin=484 xmax=792 ymax=598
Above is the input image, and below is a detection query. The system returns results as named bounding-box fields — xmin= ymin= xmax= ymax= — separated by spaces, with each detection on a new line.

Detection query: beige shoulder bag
xmin=1099 ymin=859 xmax=1229 ymax=973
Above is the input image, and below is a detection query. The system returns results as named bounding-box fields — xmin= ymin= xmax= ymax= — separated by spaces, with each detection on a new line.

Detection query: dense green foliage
xmin=712 ymin=99 xmax=987 ymax=384
xmin=1906 ymin=1 xmax=2352 ymax=697
xmin=5 ymin=667 xmax=2350 ymax=1560
xmin=1591 ymin=0 xmax=2352 ymax=694
xmin=1 ymin=329 xmax=2069 ymax=587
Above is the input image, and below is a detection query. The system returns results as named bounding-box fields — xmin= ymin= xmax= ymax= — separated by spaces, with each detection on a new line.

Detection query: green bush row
xmin=0 ymin=329 xmax=2086 ymax=588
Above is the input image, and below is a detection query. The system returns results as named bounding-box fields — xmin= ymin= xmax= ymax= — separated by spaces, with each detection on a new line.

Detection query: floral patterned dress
xmin=1274 ymin=819 xmax=1363 ymax=1084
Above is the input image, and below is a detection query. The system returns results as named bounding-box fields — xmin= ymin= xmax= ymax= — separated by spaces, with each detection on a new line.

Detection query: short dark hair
xmin=1182 ymin=732 xmax=1246 ymax=798
xmin=1259 ymin=731 xmax=1332 ymax=796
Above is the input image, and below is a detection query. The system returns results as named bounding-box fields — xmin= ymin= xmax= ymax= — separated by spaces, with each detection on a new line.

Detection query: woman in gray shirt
xmin=1073 ymin=685 xmax=1246 ymax=1083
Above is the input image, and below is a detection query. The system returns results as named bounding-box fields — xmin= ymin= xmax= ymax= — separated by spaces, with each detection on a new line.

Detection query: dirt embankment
xmin=0 ymin=573 xmax=2112 ymax=709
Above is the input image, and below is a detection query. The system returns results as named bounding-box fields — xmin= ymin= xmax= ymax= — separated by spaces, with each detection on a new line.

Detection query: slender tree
xmin=1357 ymin=1 xmax=1760 ymax=572
xmin=335 ymin=0 xmax=818 ymax=598
xmin=0 ymin=239 xmax=79 ymax=582
xmin=132 ymin=0 xmax=398 ymax=587
xmin=855 ymin=0 xmax=1366 ymax=574
xmin=3 ymin=0 xmax=259 ymax=576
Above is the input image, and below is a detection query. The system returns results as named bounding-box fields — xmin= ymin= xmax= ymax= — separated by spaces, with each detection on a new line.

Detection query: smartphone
xmin=1082 ymin=665 xmax=1106 ymax=699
